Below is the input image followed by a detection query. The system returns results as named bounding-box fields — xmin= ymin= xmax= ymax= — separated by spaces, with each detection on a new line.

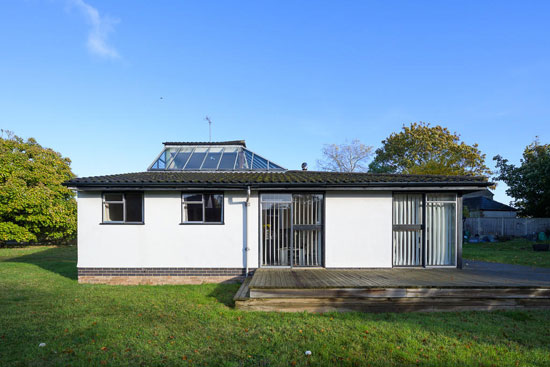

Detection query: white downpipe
xmin=245 ymin=186 xmax=251 ymax=277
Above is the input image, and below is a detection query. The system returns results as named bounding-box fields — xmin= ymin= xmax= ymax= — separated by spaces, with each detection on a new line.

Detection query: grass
xmin=0 ymin=247 xmax=550 ymax=366
xmin=463 ymin=238 xmax=550 ymax=268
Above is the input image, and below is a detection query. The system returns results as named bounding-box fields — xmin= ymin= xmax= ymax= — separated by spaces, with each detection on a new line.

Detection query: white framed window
xmin=181 ymin=193 xmax=223 ymax=224
xmin=102 ymin=192 xmax=144 ymax=224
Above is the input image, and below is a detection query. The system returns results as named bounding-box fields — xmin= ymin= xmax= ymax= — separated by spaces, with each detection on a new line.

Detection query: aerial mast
xmin=205 ymin=116 xmax=212 ymax=142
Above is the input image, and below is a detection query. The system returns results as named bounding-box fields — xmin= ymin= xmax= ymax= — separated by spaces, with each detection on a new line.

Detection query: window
xmin=182 ymin=193 xmax=223 ymax=224
xmin=168 ymin=147 xmax=193 ymax=170
xmin=392 ymin=193 xmax=457 ymax=267
xmin=149 ymin=145 xmax=285 ymax=171
xmin=184 ymin=147 xmax=208 ymax=170
xmin=218 ymin=147 xmax=238 ymax=170
xmin=201 ymin=147 xmax=223 ymax=170
xmin=426 ymin=193 xmax=457 ymax=266
xmin=103 ymin=192 xmax=143 ymax=224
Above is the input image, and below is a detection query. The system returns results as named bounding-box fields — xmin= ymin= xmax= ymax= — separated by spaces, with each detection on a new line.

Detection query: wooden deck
xmin=235 ymin=261 xmax=550 ymax=313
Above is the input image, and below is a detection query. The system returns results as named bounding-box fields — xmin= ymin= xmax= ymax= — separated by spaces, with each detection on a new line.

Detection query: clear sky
xmin=1 ymin=1 xmax=549 ymax=204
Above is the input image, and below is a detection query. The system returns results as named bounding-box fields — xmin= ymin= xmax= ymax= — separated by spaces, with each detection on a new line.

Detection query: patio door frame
xmin=392 ymin=191 xmax=460 ymax=268
xmin=258 ymin=191 xmax=325 ymax=268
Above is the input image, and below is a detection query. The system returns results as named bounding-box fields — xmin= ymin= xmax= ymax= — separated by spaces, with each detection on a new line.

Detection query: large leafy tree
xmin=369 ymin=122 xmax=491 ymax=177
xmin=316 ymin=139 xmax=373 ymax=172
xmin=494 ymin=140 xmax=550 ymax=217
xmin=0 ymin=130 xmax=76 ymax=243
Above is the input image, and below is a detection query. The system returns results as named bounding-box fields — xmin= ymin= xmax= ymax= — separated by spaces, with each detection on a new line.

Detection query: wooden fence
xmin=465 ymin=217 xmax=550 ymax=237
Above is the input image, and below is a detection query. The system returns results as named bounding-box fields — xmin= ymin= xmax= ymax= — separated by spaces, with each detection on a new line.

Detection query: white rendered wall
xmin=78 ymin=190 xmax=393 ymax=269
xmin=77 ymin=191 xmax=259 ymax=268
xmin=324 ymin=191 xmax=393 ymax=268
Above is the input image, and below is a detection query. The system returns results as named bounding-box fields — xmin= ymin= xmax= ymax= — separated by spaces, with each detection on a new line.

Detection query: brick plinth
xmin=78 ymin=268 xmax=254 ymax=285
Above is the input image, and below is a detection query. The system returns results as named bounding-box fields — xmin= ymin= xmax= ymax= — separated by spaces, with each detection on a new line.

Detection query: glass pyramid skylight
xmin=148 ymin=142 xmax=286 ymax=171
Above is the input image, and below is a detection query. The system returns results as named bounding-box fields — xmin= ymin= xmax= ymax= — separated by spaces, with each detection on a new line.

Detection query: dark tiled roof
xmin=64 ymin=171 xmax=491 ymax=188
xmin=464 ymin=196 xmax=516 ymax=212
xmin=163 ymin=140 xmax=246 ymax=147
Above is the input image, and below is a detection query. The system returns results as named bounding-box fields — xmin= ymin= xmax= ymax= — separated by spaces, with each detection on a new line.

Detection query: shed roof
xmin=463 ymin=196 xmax=516 ymax=212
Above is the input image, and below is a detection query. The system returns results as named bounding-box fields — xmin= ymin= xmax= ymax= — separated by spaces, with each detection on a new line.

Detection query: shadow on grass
xmin=0 ymin=246 xmax=77 ymax=280
xmin=1 ymin=245 xmax=243 ymax=309
xmin=207 ymin=281 xmax=241 ymax=308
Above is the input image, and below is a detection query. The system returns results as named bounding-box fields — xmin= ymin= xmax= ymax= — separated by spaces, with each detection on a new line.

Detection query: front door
xmin=260 ymin=193 xmax=323 ymax=267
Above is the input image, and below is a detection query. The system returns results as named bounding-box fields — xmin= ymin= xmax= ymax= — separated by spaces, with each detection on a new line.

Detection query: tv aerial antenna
xmin=205 ymin=116 xmax=212 ymax=142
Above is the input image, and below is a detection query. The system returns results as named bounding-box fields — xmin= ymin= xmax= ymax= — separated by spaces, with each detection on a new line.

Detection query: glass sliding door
xmin=426 ymin=194 xmax=457 ymax=266
xmin=392 ymin=194 xmax=423 ymax=266
xmin=260 ymin=193 xmax=324 ymax=267
xmin=392 ymin=193 xmax=458 ymax=267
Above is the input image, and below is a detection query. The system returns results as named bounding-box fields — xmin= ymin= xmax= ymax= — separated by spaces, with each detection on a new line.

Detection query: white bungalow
xmin=65 ymin=140 xmax=490 ymax=285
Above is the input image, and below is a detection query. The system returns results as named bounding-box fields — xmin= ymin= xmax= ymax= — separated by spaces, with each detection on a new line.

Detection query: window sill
xmin=100 ymin=222 xmax=145 ymax=225
xmin=179 ymin=222 xmax=224 ymax=225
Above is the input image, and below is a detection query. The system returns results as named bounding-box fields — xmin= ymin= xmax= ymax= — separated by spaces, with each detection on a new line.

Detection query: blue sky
xmin=1 ymin=1 xmax=549 ymax=204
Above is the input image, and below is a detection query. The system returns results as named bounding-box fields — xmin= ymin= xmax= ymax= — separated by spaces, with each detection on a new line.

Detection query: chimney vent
xmin=301 ymin=162 xmax=308 ymax=171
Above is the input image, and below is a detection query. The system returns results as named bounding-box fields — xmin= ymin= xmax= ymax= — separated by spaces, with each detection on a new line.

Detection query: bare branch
xmin=316 ymin=139 xmax=373 ymax=172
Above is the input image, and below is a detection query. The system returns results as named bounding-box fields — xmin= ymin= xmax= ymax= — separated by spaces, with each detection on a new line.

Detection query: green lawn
xmin=463 ymin=239 xmax=550 ymax=268
xmin=1 ymin=247 xmax=550 ymax=366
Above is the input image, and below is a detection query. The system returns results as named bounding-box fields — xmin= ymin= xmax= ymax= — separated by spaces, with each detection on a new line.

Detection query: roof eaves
xmin=63 ymin=180 xmax=492 ymax=188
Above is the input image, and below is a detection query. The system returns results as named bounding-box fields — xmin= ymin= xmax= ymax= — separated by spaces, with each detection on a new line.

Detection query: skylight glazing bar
xmin=147 ymin=148 xmax=167 ymax=171
xmin=198 ymin=148 xmax=211 ymax=170
xmin=148 ymin=144 xmax=287 ymax=171
xmin=236 ymin=150 xmax=251 ymax=170
xmin=233 ymin=151 xmax=238 ymax=170
xmin=245 ymin=148 xmax=284 ymax=171
xmin=216 ymin=147 xmax=225 ymax=170
xmin=230 ymin=152 xmax=238 ymax=170
xmin=181 ymin=147 xmax=196 ymax=170
xmin=165 ymin=147 xmax=182 ymax=170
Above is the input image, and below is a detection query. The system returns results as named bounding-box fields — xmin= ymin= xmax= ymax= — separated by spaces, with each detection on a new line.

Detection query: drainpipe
xmin=245 ymin=186 xmax=251 ymax=277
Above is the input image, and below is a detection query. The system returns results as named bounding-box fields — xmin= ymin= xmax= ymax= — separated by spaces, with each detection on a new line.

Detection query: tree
xmin=316 ymin=139 xmax=373 ymax=172
xmin=369 ymin=122 xmax=491 ymax=177
xmin=493 ymin=139 xmax=550 ymax=217
xmin=0 ymin=130 xmax=77 ymax=243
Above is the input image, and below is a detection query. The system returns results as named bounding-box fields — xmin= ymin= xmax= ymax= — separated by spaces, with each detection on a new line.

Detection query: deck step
xmin=236 ymin=295 xmax=550 ymax=313
xmin=233 ymin=276 xmax=252 ymax=301
xmin=249 ymin=287 xmax=550 ymax=299
xmin=237 ymin=265 xmax=550 ymax=313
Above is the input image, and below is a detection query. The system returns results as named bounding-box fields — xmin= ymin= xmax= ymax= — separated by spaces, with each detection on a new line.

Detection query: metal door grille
xmin=293 ymin=194 xmax=323 ymax=267
xmin=261 ymin=193 xmax=323 ymax=267
xmin=261 ymin=197 xmax=292 ymax=266
xmin=392 ymin=193 xmax=423 ymax=266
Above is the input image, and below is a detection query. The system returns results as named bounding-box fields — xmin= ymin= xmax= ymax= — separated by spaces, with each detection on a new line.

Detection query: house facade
xmin=65 ymin=141 xmax=490 ymax=285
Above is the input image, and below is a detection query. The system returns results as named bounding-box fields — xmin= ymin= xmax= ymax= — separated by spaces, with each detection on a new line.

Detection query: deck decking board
xmin=249 ymin=267 xmax=550 ymax=289
xmin=238 ymin=262 xmax=550 ymax=312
